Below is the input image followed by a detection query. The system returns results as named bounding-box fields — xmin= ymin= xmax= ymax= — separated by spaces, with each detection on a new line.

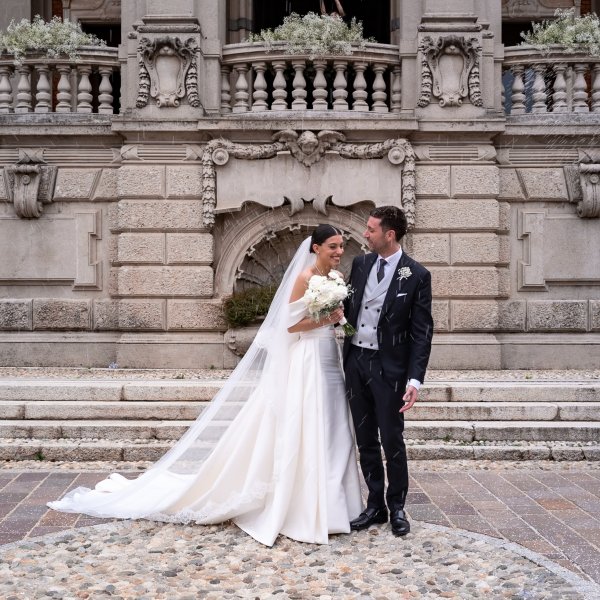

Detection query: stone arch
xmin=214 ymin=203 xmax=371 ymax=296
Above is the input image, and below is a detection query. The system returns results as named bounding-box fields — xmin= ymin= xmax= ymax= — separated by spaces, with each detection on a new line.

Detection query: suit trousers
xmin=345 ymin=344 xmax=409 ymax=511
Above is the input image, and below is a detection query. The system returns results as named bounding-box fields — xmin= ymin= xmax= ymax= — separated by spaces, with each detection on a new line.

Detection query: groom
xmin=343 ymin=205 xmax=433 ymax=537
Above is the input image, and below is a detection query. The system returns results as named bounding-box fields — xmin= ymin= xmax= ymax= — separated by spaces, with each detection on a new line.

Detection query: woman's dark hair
xmin=370 ymin=206 xmax=408 ymax=241
xmin=310 ymin=224 xmax=343 ymax=253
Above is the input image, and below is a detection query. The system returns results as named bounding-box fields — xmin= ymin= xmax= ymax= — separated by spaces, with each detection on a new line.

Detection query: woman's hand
xmin=323 ymin=307 xmax=344 ymax=326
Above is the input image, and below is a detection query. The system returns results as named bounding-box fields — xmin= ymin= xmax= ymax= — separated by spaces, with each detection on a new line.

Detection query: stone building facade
xmin=0 ymin=0 xmax=598 ymax=370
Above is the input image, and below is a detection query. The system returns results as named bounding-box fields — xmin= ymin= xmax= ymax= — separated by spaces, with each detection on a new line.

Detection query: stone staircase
xmin=0 ymin=375 xmax=599 ymax=462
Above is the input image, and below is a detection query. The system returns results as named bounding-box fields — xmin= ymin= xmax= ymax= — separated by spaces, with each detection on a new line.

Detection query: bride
xmin=49 ymin=225 xmax=363 ymax=546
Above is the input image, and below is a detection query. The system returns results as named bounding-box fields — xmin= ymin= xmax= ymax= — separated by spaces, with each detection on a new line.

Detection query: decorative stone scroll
xmin=136 ymin=36 xmax=200 ymax=108
xmin=3 ymin=149 xmax=57 ymax=218
xmin=564 ymin=149 xmax=600 ymax=218
xmin=417 ymin=35 xmax=483 ymax=108
xmin=201 ymin=132 xmax=416 ymax=230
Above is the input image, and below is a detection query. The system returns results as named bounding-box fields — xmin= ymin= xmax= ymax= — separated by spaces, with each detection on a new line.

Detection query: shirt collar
xmin=378 ymin=247 xmax=403 ymax=271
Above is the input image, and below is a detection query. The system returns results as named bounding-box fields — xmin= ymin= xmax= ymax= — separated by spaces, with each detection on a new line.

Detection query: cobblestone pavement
xmin=1 ymin=461 xmax=600 ymax=599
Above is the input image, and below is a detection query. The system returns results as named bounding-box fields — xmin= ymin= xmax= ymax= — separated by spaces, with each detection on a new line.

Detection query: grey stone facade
xmin=0 ymin=0 xmax=598 ymax=369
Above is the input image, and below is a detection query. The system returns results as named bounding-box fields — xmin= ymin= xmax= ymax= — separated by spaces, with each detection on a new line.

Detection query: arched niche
xmin=213 ymin=203 xmax=372 ymax=296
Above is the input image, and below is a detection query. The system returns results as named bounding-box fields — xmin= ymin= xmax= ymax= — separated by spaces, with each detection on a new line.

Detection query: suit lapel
xmin=351 ymin=254 xmax=377 ymax=318
xmin=380 ymin=252 xmax=412 ymax=319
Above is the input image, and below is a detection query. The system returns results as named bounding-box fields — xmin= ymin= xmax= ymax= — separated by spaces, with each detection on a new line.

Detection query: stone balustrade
xmin=220 ymin=42 xmax=402 ymax=114
xmin=0 ymin=46 xmax=119 ymax=114
xmin=503 ymin=45 xmax=600 ymax=115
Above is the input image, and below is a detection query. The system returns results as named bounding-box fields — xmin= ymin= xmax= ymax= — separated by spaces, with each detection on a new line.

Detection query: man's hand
xmin=400 ymin=385 xmax=418 ymax=413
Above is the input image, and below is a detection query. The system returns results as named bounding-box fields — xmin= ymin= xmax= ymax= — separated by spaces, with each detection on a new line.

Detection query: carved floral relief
xmin=418 ymin=35 xmax=483 ymax=108
xmin=136 ymin=36 xmax=200 ymax=109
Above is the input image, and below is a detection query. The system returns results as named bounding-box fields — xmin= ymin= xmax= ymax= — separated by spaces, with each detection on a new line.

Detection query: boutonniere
xmin=397 ymin=266 xmax=412 ymax=283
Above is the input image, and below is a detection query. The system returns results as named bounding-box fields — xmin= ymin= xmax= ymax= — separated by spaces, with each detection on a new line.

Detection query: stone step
xmin=2 ymin=401 xmax=599 ymax=422
xmin=1 ymin=380 xmax=599 ymax=403
xmin=2 ymin=419 xmax=600 ymax=442
xmin=0 ymin=439 xmax=598 ymax=463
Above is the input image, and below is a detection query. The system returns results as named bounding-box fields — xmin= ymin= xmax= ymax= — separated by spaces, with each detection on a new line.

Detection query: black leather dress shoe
xmin=350 ymin=507 xmax=388 ymax=531
xmin=390 ymin=509 xmax=410 ymax=536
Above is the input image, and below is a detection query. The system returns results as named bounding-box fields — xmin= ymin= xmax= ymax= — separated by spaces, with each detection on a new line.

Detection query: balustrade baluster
xmin=232 ymin=64 xmax=249 ymax=113
xmin=332 ymin=61 xmax=348 ymax=111
xmin=531 ymin=64 xmax=547 ymax=113
xmin=591 ymin=64 xmax=600 ymax=113
xmin=573 ymin=63 xmax=589 ymax=113
xmin=34 ymin=64 xmax=51 ymax=113
xmin=76 ymin=65 xmax=93 ymax=113
xmin=56 ymin=65 xmax=73 ymax=113
xmin=510 ymin=65 xmax=526 ymax=115
xmin=15 ymin=65 xmax=32 ymax=113
xmin=220 ymin=65 xmax=232 ymax=113
xmin=291 ymin=61 xmax=307 ymax=110
xmin=390 ymin=66 xmax=402 ymax=113
xmin=312 ymin=60 xmax=328 ymax=110
xmin=252 ymin=62 xmax=268 ymax=111
xmin=551 ymin=63 xmax=568 ymax=113
xmin=352 ymin=62 xmax=368 ymax=111
xmin=98 ymin=67 xmax=113 ymax=114
xmin=372 ymin=63 xmax=388 ymax=113
xmin=271 ymin=61 xmax=288 ymax=110
xmin=0 ymin=66 xmax=13 ymax=114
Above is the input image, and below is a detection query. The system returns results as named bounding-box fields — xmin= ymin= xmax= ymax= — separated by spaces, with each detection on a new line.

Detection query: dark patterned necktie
xmin=377 ymin=258 xmax=387 ymax=283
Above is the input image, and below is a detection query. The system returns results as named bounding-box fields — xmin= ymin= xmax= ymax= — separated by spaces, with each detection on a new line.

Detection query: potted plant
xmin=223 ymin=285 xmax=278 ymax=357
xmin=246 ymin=11 xmax=371 ymax=58
xmin=0 ymin=15 xmax=105 ymax=63
xmin=521 ymin=8 xmax=600 ymax=55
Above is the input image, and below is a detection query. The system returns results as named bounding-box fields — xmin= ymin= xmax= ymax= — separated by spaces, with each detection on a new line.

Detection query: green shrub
xmin=0 ymin=15 xmax=105 ymax=63
xmin=223 ymin=285 xmax=278 ymax=328
xmin=521 ymin=8 xmax=600 ymax=55
xmin=246 ymin=12 xmax=371 ymax=58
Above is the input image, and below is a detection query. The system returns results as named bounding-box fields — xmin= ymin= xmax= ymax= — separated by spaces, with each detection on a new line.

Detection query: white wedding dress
xmin=49 ymin=238 xmax=363 ymax=547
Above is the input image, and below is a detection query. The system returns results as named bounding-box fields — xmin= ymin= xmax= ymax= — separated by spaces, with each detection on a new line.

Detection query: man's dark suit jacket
xmin=343 ymin=252 xmax=434 ymax=386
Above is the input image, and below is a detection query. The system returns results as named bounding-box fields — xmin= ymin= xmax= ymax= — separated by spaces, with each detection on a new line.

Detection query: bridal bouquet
xmin=303 ymin=271 xmax=356 ymax=336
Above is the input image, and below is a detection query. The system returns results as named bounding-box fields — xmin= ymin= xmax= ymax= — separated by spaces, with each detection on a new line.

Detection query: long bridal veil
xmin=49 ymin=237 xmax=316 ymax=522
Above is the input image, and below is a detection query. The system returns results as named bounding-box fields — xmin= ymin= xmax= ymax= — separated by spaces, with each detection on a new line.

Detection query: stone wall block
xmin=415 ymin=200 xmax=500 ymax=230
xmin=166 ymin=166 xmax=203 ymax=198
xmin=33 ymin=300 xmax=91 ymax=330
xmin=519 ymin=168 xmax=567 ymax=200
xmin=411 ymin=234 xmax=450 ymax=265
xmin=117 ymin=166 xmax=165 ymax=199
xmin=451 ymin=166 xmax=499 ymax=198
xmin=94 ymin=300 xmax=166 ymax=330
xmin=166 ymin=233 xmax=213 ymax=264
xmin=92 ymin=169 xmax=119 ymax=201
xmin=451 ymin=233 xmax=501 ymax=265
xmin=0 ymin=171 xmax=7 ymax=200
xmin=415 ymin=166 xmax=451 ymax=198
xmin=53 ymin=168 xmax=100 ymax=200
xmin=117 ymin=233 xmax=165 ymax=264
xmin=452 ymin=300 xmax=526 ymax=331
xmin=498 ymin=202 xmax=510 ymax=232
xmin=0 ymin=300 xmax=32 ymax=330
xmin=113 ymin=266 xmax=213 ymax=297
xmin=591 ymin=301 xmax=600 ymax=331
xmin=430 ymin=267 xmax=507 ymax=297
xmin=167 ymin=300 xmax=227 ymax=330
xmin=432 ymin=300 xmax=449 ymax=331
xmin=109 ymin=200 xmax=204 ymax=232
xmin=528 ymin=301 xmax=588 ymax=332
xmin=499 ymin=168 xmax=525 ymax=200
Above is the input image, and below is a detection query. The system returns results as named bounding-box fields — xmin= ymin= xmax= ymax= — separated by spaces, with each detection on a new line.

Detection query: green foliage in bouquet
xmin=223 ymin=285 xmax=278 ymax=328
xmin=521 ymin=8 xmax=600 ymax=55
xmin=246 ymin=12 xmax=372 ymax=58
xmin=0 ymin=15 xmax=105 ymax=63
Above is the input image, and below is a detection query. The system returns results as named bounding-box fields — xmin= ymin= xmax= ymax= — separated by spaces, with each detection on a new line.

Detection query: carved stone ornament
xmin=564 ymin=149 xmax=600 ymax=218
xmin=136 ymin=36 xmax=200 ymax=109
xmin=201 ymin=132 xmax=416 ymax=230
xmin=417 ymin=35 xmax=483 ymax=108
xmin=3 ymin=149 xmax=57 ymax=218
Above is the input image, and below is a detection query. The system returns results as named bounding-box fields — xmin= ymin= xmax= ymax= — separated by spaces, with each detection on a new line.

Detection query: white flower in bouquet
xmin=302 ymin=271 xmax=356 ymax=336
